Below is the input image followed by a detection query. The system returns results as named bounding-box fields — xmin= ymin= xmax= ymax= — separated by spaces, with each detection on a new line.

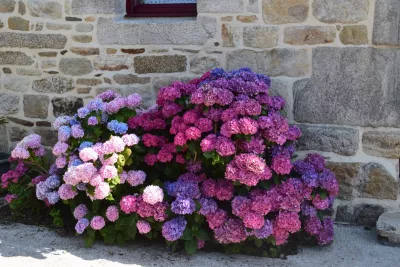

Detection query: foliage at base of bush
xmin=1 ymin=68 xmax=338 ymax=255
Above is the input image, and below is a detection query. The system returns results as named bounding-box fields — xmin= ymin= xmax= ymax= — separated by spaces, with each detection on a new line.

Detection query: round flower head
xmin=162 ymin=216 xmax=187 ymax=241
xmin=74 ymin=204 xmax=89 ymax=220
xmin=137 ymin=220 xmax=151 ymax=234
xmin=79 ymin=147 xmax=98 ymax=162
xmin=58 ymin=184 xmax=77 ymax=200
xmin=120 ymin=195 xmax=138 ymax=214
xmin=106 ymin=206 xmax=119 ymax=222
xmin=90 ymin=216 xmax=106 ymax=230
xmin=143 ymin=185 xmax=164 ymax=205
xmin=94 ymin=182 xmax=110 ymax=200
xmin=75 ymin=218 xmax=90 ymax=235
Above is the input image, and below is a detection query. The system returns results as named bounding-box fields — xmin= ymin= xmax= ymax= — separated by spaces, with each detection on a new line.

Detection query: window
xmin=126 ymin=0 xmax=197 ymax=18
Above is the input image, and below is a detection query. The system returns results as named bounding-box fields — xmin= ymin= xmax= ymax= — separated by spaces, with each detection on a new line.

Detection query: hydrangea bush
xmin=1 ymin=68 xmax=338 ymax=256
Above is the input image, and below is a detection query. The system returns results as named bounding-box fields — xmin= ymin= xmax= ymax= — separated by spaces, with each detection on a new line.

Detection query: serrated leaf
xmin=104 ymin=233 xmax=117 ymax=244
xmin=127 ymin=225 xmax=137 ymax=240
xmin=117 ymin=232 xmax=125 ymax=246
xmin=185 ymin=239 xmax=198 ymax=255
xmin=85 ymin=234 xmax=95 ymax=248
xmin=182 ymin=229 xmax=193 ymax=241
xmin=254 ymin=239 xmax=263 ymax=248
xmin=197 ymin=229 xmax=210 ymax=241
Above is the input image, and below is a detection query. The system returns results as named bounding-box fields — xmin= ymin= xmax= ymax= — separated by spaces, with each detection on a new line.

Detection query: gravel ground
xmin=0 ymin=223 xmax=398 ymax=267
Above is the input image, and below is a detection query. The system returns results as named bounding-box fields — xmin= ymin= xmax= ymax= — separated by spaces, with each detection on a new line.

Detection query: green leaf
xmin=104 ymin=233 xmax=117 ymax=244
xmin=182 ymin=229 xmax=193 ymax=241
xmin=92 ymin=200 xmax=100 ymax=212
xmin=127 ymin=225 xmax=137 ymax=240
xmin=254 ymin=239 xmax=263 ymax=248
xmin=319 ymin=191 xmax=328 ymax=200
xmin=185 ymin=239 xmax=198 ymax=255
xmin=85 ymin=234 xmax=95 ymax=248
xmin=118 ymin=155 xmax=126 ymax=166
xmin=203 ymin=151 xmax=214 ymax=159
xmin=117 ymin=232 xmax=125 ymax=246
xmin=197 ymin=229 xmax=210 ymax=241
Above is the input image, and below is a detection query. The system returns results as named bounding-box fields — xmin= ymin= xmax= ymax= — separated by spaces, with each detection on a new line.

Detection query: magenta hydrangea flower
xmin=215 ymin=136 xmax=235 ymax=157
xmin=137 ymin=220 xmax=151 ymax=234
xmin=143 ymin=185 xmax=164 ymax=205
xmin=271 ymin=155 xmax=292 ymax=175
xmin=120 ymin=195 xmax=138 ymax=214
xmin=106 ymin=206 xmax=119 ymax=222
xmin=185 ymin=127 xmax=202 ymax=140
xmin=214 ymin=218 xmax=247 ymax=244
xmin=90 ymin=216 xmax=106 ymax=230
xmin=5 ymin=194 xmax=17 ymax=203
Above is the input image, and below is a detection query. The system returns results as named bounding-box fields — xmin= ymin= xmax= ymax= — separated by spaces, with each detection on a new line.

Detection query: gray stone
xmin=293 ymin=47 xmax=400 ymax=127
xmin=198 ymin=0 xmax=243 ymax=13
xmin=237 ymin=15 xmax=258 ymax=23
xmin=0 ymin=0 xmax=15 ymax=13
xmin=152 ymin=76 xmax=194 ymax=92
xmin=0 ymin=93 xmax=19 ymax=115
xmin=52 ymin=96 xmax=84 ymax=117
xmin=93 ymin=55 xmax=133 ymax=71
xmin=262 ymin=0 xmax=309 ymax=24
xmin=297 ymin=125 xmax=359 ymax=156
xmin=377 ymin=212 xmax=400 ymax=246
xmin=269 ymin=78 xmax=291 ymax=115
xmin=9 ymin=126 xmax=28 ymax=142
xmin=16 ymin=68 xmax=41 ymax=76
xmin=18 ymin=0 xmax=25 ymax=15
xmin=71 ymin=0 xmax=124 ymax=15
xmin=72 ymin=35 xmax=92 ymax=43
xmin=363 ymin=131 xmax=400 ymax=159
xmin=361 ymin=163 xmax=399 ymax=200
xmin=284 ymin=26 xmax=336 ymax=45
xmin=46 ymin=23 xmax=73 ymax=31
xmin=113 ymin=74 xmax=150 ymax=85
xmin=34 ymin=128 xmax=57 ymax=146
xmin=326 ymin=162 xmax=363 ymax=200
xmin=77 ymin=87 xmax=91 ymax=94
xmin=8 ymin=16 xmax=29 ymax=31
xmin=97 ymin=16 xmax=217 ymax=46
xmin=3 ymin=76 xmax=30 ymax=92
xmin=32 ymin=77 xmax=75 ymax=94
xmin=3 ymin=68 xmax=11 ymax=74
xmin=70 ymin=47 xmax=99 ymax=56
xmin=222 ymin=24 xmax=240 ymax=47
xmin=134 ymin=55 xmax=187 ymax=74
xmin=40 ymin=59 xmax=57 ymax=69
xmin=0 ymin=125 xmax=8 ymax=152
xmin=7 ymin=116 xmax=34 ymax=127
xmin=75 ymin=23 xmax=93 ymax=32
xmin=0 ymin=33 xmax=67 ymax=49
xmin=0 ymin=19 xmax=3 ymax=28
xmin=340 ymin=25 xmax=369 ymax=45
xmin=59 ymin=58 xmax=93 ymax=76
xmin=190 ymin=56 xmax=220 ymax=74
xmin=336 ymin=204 xmax=386 ymax=227
xmin=38 ymin=51 xmax=57 ymax=57
xmin=227 ymin=49 xmax=310 ymax=77
xmin=373 ymin=0 xmax=400 ymax=46
xmin=23 ymin=95 xmax=49 ymax=119
xmin=27 ymin=0 xmax=62 ymax=19
xmin=244 ymin=26 xmax=279 ymax=48
xmin=0 ymin=51 xmax=34 ymax=65
xmin=312 ymin=0 xmax=369 ymax=24
xmin=327 ymin=162 xmax=399 ymax=200
xmin=76 ymin=78 xmax=102 ymax=86
xmin=248 ymin=0 xmax=259 ymax=13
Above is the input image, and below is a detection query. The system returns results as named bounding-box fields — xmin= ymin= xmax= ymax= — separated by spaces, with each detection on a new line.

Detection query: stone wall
xmin=0 ymin=0 xmax=399 ymax=223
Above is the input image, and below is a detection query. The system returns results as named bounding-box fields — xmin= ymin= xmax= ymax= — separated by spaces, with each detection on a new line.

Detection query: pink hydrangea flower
xmin=79 ymin=147 xmax=98 ymax=162
xmin=94 ymin=182 xmax=110 ymax=200
xmin=90 ymin=216 xmax=106 ymax=230
xmin=99 ymin=165 xmax=118 ymax=179
xmin=106 ymin=206 xmax=119 ymax=222
xmin=120 ymin=195 xmax=138 ymax=214
xmin=137 ymin=220 xmax=151 ymax=234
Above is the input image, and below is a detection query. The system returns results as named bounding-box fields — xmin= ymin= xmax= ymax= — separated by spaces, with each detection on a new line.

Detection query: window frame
xmin=126 ymin=0 xmax=197 ymax=18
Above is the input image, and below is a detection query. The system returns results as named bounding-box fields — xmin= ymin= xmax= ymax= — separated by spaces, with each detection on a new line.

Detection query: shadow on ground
xmin=0 ymin=224 xmax=398 ymax=267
